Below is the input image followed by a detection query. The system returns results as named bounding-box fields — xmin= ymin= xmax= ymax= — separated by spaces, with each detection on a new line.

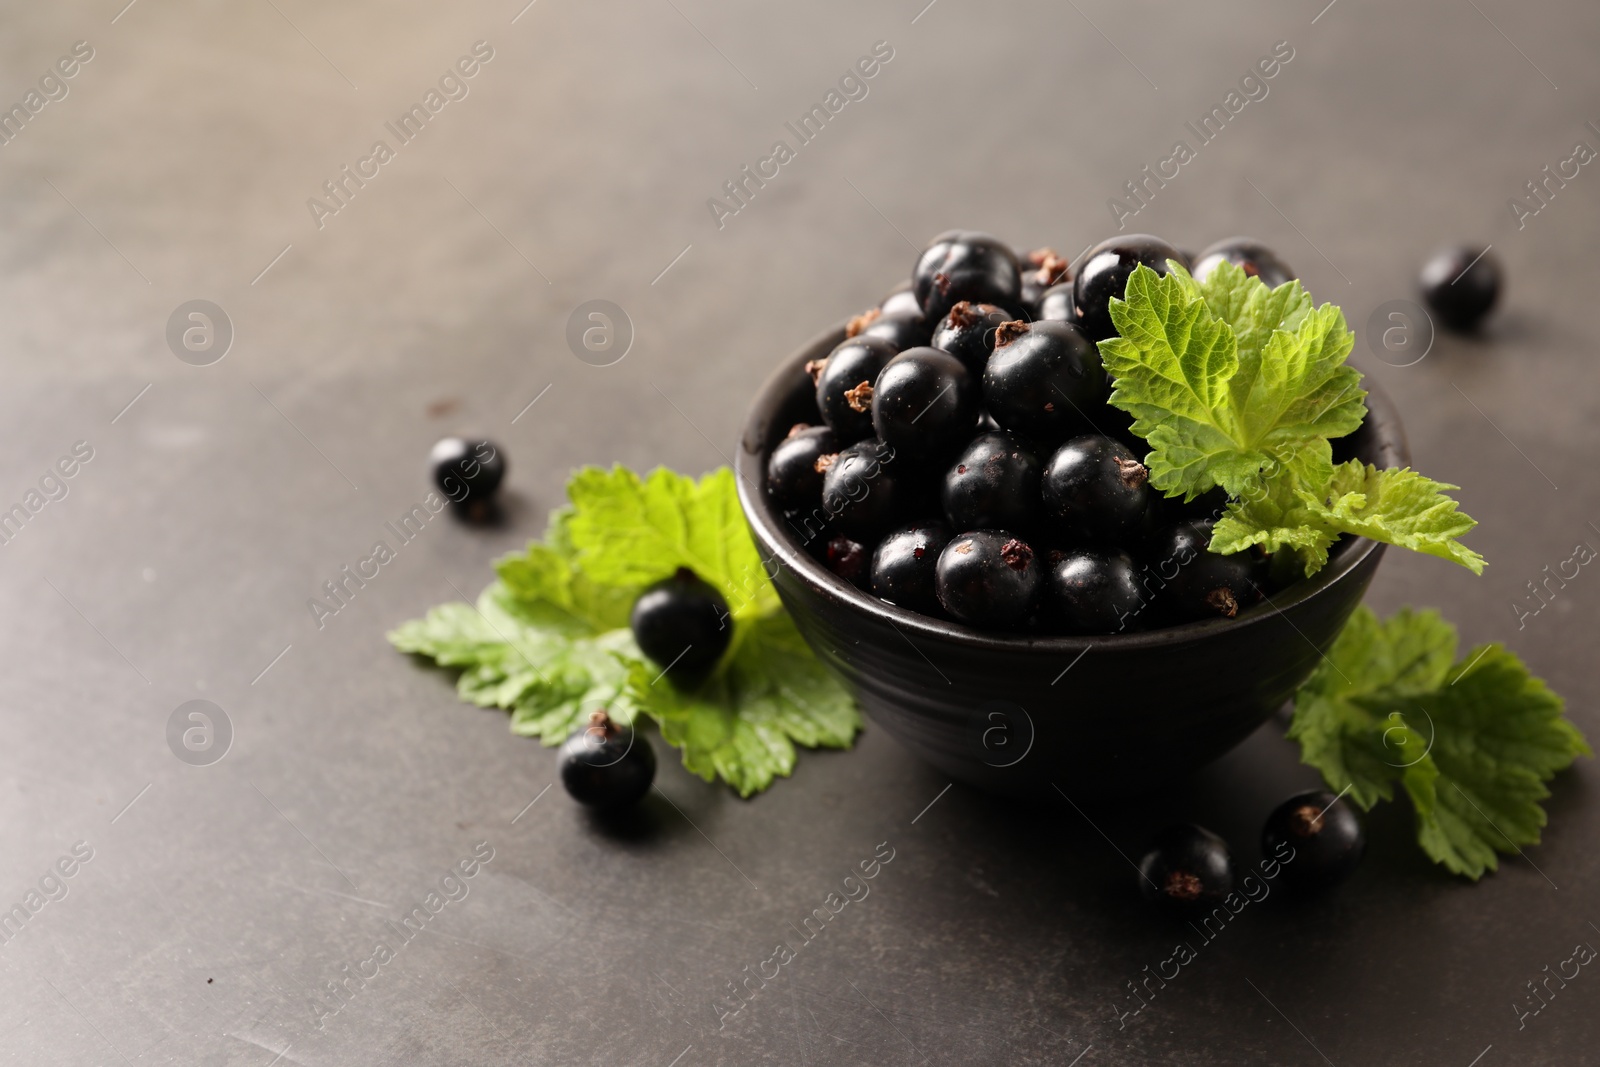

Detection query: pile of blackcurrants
xmin=766 ymin=230 xmax=1300 ymax=634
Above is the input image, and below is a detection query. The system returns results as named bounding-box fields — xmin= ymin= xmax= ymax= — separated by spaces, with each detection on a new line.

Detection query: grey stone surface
xmin=0 ymin=0 xmax=1596 ymax=1063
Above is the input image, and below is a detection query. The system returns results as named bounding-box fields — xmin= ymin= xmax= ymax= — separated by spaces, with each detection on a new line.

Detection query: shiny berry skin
xmin=826 ymin=535 xmax=872 ymax=589
xmin=1035 ymin=283 xmax=1076 ymax=323
xmin=1151 ymin=519 xmax=1267 ymax=622
xmin=942 ymin=432 xmax=1041 ymax=532
xmin=879 ymin=285 xmax=923 ymax=317
xmin=1192 ymin=237 xmax=1295 ymax=289
xmin=1073 ymin=234 xmax=1182 ymax=341
xmin=871 ymin=347 xmax=978 ymax=458
xmin=982 ymin=320 xmax=1107 ymax=447
xmin=1018 ymin=247 xmax=1072 ymax=313
xmin=1047 ymin=548 xmax=1146 ymax=634
xmin=630 ymin=567 xmax=732 ymax=676
xmin=1261 ymin=790 xmax=1366 ymax=893
xmin=857 ymin=309 xmax=933 ymax=352
xmin=815 ymin=336 xmax=897 ymax=444
xmin=930 ymin=301 xmax=1013 ymax=378
xmin=935 ymin=531 xmax=1041 ymax=628
xmin=1138 ymin=824 xmax=1235 ymax=911
xmin=871 ymin=520 xmax=952 ymax=615
xmin=431 ymin=437 xmax=506 ymax=505
xmin=1420 ymin=245 xmax=1501 ymax=331
xmin=1042 ymin=435 xmax=1154 ymax=544
xmin=912 ymin=230 xmax=1022 ymax=323
xmin=766 ymin=424 xmax=840 ymax=512
xmin=821 ymin=439 xmax=906 ymax=541
xmin=559 ymin=710 xmax=656 ymax=810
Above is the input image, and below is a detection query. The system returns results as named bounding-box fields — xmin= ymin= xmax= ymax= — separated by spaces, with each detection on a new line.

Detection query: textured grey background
xmin=1 ymin=0 xmax=1597 ymax=1063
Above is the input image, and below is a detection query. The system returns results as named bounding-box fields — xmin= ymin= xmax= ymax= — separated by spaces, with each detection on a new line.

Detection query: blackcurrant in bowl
xmin=871 ymin=347 xmax=978 ymax=459
xmin=983 ymin=319 xmax=1107 ymax=447
xmin=815 ymin=336 xmax=898 ymax=444
xmin=912 ymin=230 xmax=1023 ymax=323
xmin=942 ymin=431 xmax=1041 ymax=533
xmin=1073 ymin=234 xmax=1182 ymax=341
xmin=1041 ymin=435 xmax=1154 ymax=545
xmin=935 ymin=530 xmax=1041 ymax=629
xmin=871 ymin=520 xmax=952 ymax=617
xmin=766 ymin=423 xmax=840 ymax=512
xmin=1192 ymin=237 xmax=1295 ymax=289
xmin=930 ymin=301 xmax=1013 ymax=378
xmin=821 ymin=438 xmax=909 ymax=541
xmin=737 ymin=324 xmax=1407 ymax=798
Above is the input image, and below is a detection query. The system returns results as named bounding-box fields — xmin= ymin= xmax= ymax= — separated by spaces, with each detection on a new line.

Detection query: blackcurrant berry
xmin=942 ymin=432 xmax=1041 ymax=533
xmin=1261 ymin=790 xmax=1366 ymax=893
xmin=935 ymin=531 xmax=1041 ymax=628
xmin=1192 ymin=237 xmax=1295 ymax=289
xmin=983 ymin=320 xmax=1108 ymax=448
xmin=1046 ymin=548 xmax=1146 ymax=634
xmin=1035 ymin=283 xmax=1076 ymax=323
xmin=856 ymin=309 xmax=933 ymax=352
xmin=1419 ymin=245 xmax=1501 ymax=331
xmin=871 ymin=347 xmax=978 ymax=459
xmin=1073 ymin=234 xmax=1181 ymax=341
xmin=1018 ymin=247 xmax=1072 ymax=313
xmin=766 ymin=424 xmax=840 ymax=512
xmin=821 ymin=439 xmax=907 ymax=541
xmin=913 ymin=230 xmax=1022 ymax=323
xmin=871 ymin=520 xmax=952 ymax=615
xmin=1149 ymin=519 xmax=1267 ymax=622
xmin=559 ymin=710 xmax=656 ymax=810
xmin=630 ymin=568 xmax=732 ymax=677
xmin=930 ymin=301 xmax=1013 ymax=378
xmin=815 ymin=336 xmax=898 ymax=444
xmin=879 ymin=284 xmax=923 ymax=317
xmin=431 ymin=437 xmax=506 ymax=506
xmin=1138 ymin=824 xmax=1235 ymax=911
xmin=1041 ymin=435 xmax=1154 ymax=545
xmin=826 ymin=535 xmax=872 ymax=589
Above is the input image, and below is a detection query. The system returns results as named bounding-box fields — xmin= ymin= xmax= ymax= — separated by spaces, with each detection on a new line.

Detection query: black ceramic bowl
xmin=736 ymin=326 xmax=1408 ymax=799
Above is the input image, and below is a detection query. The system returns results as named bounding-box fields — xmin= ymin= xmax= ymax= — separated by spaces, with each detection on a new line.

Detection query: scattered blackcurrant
xmin=559 ymin=709 xmax=656 ymax=810
xmin=431 ymin=437 xmax=506 ymax=506
xmin=942 ymin=431 xmax=1041 ymax=533
xmin=766 ymin=424 xmax=840 ymax=512
xmin=1419 ymin=245 xmax=1501 ymax=331
xmin=1261 ymin=790 xmax=1365 ymax=892
xmin=935 ymin=530 xmax=1041 ymax=628
xmin=871 ymin=347 xmax=978 ymax=459
xmin=983 ymin=320 xmax=1107 ymax=447
xmin=871 ymin=520 xmax=952 ymax=615
xmin=1046 ymin=548 xmax=1146 ymax=634
xmin=1041 ymin=435 xmax=1154 ymax=545
xmin=913 ymin=230 xmax=1022 ymax=323
xmin=630 ymin=568 xmax=732 ymax=678
xmin=1192 ymin=237 xmax=1294 ymax=289
xmin=1073 ymin=234 xmax=1181 ymax=340
xmin=931 ymin=301 xmax=1013 ymax=378
xmin=815 ymin=336 xmax=898 ymax=444
xmin=1138 ymin=824 xmax=1235 ymax=911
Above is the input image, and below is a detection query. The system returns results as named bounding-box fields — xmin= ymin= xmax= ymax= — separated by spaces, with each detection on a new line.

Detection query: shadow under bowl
xmin=737 ymin=326 xmax=1407 ymax=798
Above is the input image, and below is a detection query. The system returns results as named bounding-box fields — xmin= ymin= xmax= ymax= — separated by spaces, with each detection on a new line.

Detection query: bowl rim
xmin=736 ymin=324 xmax=1408 ymax=653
